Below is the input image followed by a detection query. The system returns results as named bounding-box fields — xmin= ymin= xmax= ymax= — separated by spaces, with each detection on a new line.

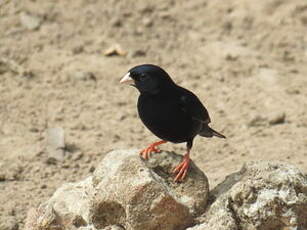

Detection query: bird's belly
xmin=148 ymin=125 xmax=193 ymax=143
xmin=138 ymin=98 xmax=200 ymax=143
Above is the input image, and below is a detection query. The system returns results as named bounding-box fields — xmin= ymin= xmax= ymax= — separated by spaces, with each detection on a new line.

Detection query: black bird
xmin=120 ymin=64 xmax=225 ymax=182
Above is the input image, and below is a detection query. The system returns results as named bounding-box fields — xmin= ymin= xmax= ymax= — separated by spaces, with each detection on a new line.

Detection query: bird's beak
xmin=120 ymin=72 xmax=134 ymax=85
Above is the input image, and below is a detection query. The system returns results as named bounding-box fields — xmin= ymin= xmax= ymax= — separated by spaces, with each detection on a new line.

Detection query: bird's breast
xmin=137 ymin=94 xmax=200 ymax=143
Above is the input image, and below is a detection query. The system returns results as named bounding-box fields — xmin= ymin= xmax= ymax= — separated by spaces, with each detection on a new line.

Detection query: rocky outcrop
xmin=25 ymin=149 xmax=307 ymax=230
xmin=25 ymin=149 xmax=209 ymax=230
xmin=189 ymin=161 xmax=307 ymax=230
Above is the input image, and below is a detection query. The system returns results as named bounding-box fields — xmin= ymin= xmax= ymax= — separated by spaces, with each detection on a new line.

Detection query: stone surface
xmin=188 ymin=161 xmax=307 ymax=230
xmin=25 ymin=149 xmax=209 ymax=230
xmin=77 ymin=225 xmax=124 ymax=230
xmin=24 ymin=177 xmax=94 ymax=230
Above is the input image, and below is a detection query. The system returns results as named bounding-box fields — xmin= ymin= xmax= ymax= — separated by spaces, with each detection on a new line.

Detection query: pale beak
xmin=120 ymin=72 xmax=134 ymax=85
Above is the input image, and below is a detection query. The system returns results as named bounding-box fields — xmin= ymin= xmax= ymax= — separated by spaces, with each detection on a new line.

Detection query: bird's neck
xmin=144 ymin=82 xmax=177 ymax=95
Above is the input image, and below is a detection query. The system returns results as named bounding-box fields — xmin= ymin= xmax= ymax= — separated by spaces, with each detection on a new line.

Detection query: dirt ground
xmin=1 ymin=0 xmax=307 ymax=228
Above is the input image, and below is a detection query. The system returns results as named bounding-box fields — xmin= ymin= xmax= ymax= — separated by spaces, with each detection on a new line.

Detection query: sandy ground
xmin=0 ymin=0 xmax=307 ymax=228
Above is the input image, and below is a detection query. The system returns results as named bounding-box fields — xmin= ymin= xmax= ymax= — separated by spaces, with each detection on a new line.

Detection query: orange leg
xmin=140 ymin=140 xmax=167 ymax=160
xmin=173 ymin=151 xmax=191 ymax=182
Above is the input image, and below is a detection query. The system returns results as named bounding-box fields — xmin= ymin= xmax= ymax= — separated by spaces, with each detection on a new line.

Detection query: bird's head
xmin=120 ymin=64 xmax=175 ymax=94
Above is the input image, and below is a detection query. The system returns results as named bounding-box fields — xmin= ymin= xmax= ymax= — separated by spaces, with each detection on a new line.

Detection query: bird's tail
xmin=199 ymin=126 xmax=226 ymax=138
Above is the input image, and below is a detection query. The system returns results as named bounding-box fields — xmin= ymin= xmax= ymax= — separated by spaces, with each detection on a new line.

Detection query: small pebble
xmin=41 ymin=184 xmax=47 ymax=189
xmin=19 ymin=11 xmax=42 ymax=30
xmin=89 ymin=166 xmax=95 ymax=173
xmin=104 ymin=44 xmax=127 ymax=56
xmin=111 ymin=17 xmax=122 ymax=27
xmin=142 ymin=17 xmax=153 ymax=27
xmin=0 ymin=174 xmax=6 ymax=181
xmin=268 ymin=112 xmax=286 ymax=125
xmin=45 ymin=157 xmax=57 ymax=165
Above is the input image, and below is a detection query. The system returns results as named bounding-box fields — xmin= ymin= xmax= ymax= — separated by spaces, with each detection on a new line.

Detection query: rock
xmin=110 ymin=17 xmax=122 ymax=27
xmin=103 ymin=44 xmax=127 ymax=56
xmin=78 ymin=225 xmax=124 ymax=230
xmin=142 ymin=17 xmax=153 ymax=27
xmin=188 ymin=161 xmax=307 ymax=230
xmin=26 ymin=151 xmax=307 ymax=230
xmin=78 ymin=226 xmax=97 ymax=230
xmin=0 ymin=173 xmax=5 ymax=181
xmin=46 ymin=127 xmax=65 ymax=161
xmin=25 ymin=178 xmax=93 ymax=230
xmin=92 ymin=150 xmax=209 ymax=228
xmin=102 ymin=225 xmax=125 ymax=230
xmin=19 ymin=12 xmax=42 ymax=30
xmin=268 ymin=112 xmax=286 ymax=125
xmin=25 ymin=149 xmax=209 ymax=230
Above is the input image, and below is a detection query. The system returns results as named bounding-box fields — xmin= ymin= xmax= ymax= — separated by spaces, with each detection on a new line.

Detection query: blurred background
xmin=0 ymin=0 xmax=307 ymax=228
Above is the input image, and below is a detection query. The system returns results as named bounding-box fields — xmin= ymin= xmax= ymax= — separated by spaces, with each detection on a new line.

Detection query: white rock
xmin=188 ymin=161 xmax=307 ymax=230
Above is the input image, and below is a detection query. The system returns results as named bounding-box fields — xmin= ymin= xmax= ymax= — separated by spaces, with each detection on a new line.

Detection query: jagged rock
xmin=25 ymin=176 xmax=94 ymax=230
xmin=26 ymin=150 xmax=307 ymax=230
xmin=188 ymin=161 xmax=307 ymax=230
xmin=25 ymin=149 xmax=209 ymax=230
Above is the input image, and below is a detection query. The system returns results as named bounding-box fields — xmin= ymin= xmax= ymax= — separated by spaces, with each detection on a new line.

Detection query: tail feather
xmin=209 ymin=127 xmax=226 ymax=138
xmin=199 ymin=126 xmax=226 ymax=138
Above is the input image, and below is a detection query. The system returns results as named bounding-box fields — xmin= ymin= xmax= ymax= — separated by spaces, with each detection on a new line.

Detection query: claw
xmin=173 ymin=153 xmax=190 ymax=182
xmin=140 ymin=140 xmax=166 ymax=160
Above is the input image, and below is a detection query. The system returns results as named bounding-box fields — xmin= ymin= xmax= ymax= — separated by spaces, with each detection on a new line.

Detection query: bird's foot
xmin=173 ymin=153 xmax=190 ymax=182
xmin=140 ymin=140 xmax=167 ymax=160
xmin=140 ymin=145 xmax=160 ymax=159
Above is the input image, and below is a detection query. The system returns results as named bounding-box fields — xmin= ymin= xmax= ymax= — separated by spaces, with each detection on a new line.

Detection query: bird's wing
xmin=178 ymin=88 xmax=211 ymax=124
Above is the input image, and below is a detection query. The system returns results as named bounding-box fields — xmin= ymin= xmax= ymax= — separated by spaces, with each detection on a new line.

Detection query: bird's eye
xmin=139 ymin=74 xmax=147 ymax=81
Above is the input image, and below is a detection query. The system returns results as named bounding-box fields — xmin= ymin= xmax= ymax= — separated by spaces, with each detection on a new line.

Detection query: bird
xmin=120 ymin=64 xmax=225 ymax=182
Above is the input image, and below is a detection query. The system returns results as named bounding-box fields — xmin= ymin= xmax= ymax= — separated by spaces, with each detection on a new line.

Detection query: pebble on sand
xmin=19 ymin=12 xmax=43 ymax=30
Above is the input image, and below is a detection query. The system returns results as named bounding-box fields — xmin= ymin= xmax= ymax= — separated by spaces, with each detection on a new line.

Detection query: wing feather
xmin=178 ymin=87 xmax=211 ymax=124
